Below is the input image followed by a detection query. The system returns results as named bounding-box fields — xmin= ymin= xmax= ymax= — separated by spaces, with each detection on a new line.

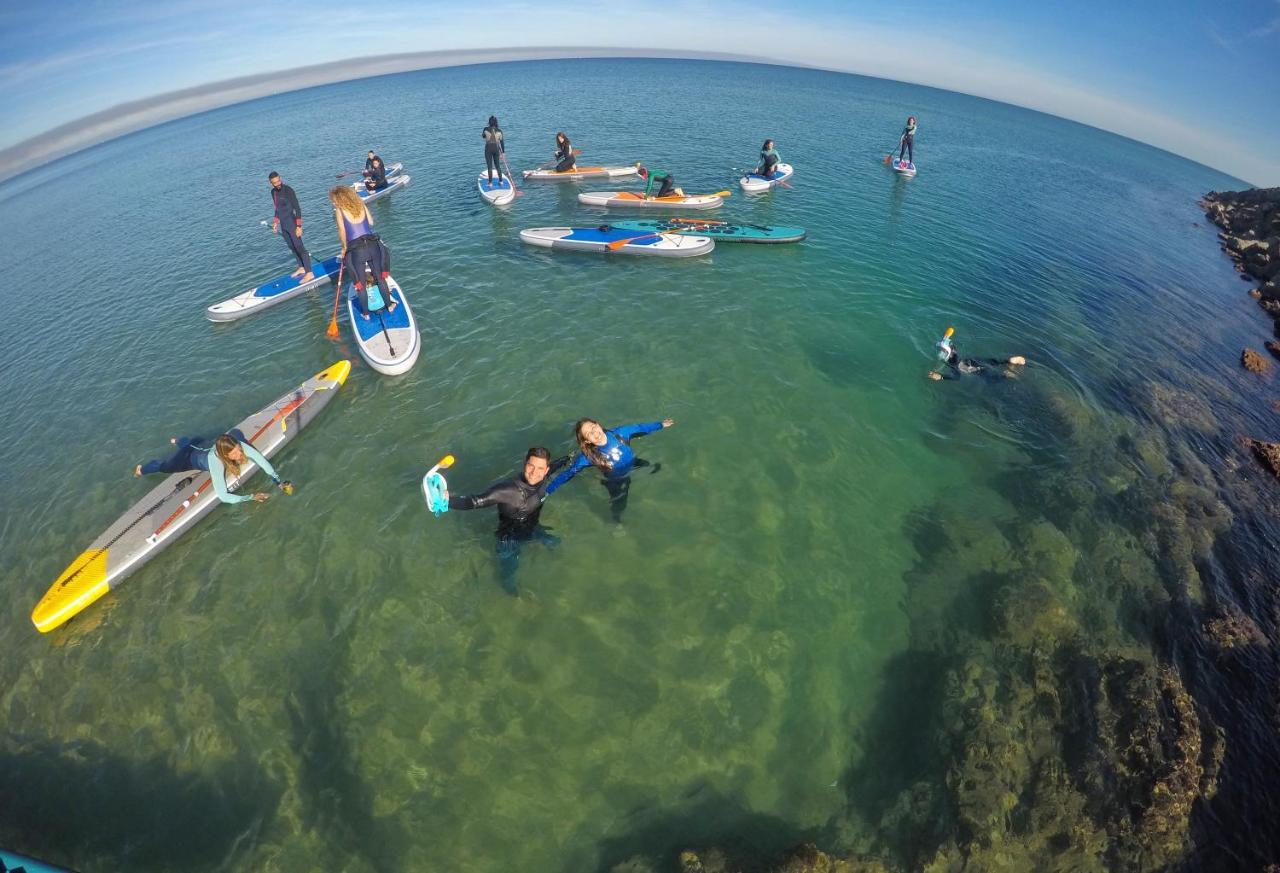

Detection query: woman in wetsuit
xmin=482 ymin=115 xmax=505 ymax=184
xmin=329 ymin=185 xmax=394 ymax=320
xmin=756 ymin=139 xmax=781 ymax=177
xmin=554 ymin=132 xmax=576 ymax=172
xmin=364 ymin=157 xmax=389 ymax=192
xmin=545 ymin=417 xmax=674 ymax=521
xmin=899 ymin=116 xmax=917 ymax=165
xmin=134 ymin=432 xmax=291 ymax=504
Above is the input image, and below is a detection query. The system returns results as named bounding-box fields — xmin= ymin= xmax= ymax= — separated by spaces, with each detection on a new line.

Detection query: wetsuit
xmin=138 ymin=429 xmax=282 ymax=505
xmin=555 ymin=137 xmax=575 ymax=172
xmin=642 ymin=170 xmax=676 ymax=198
xmin=449 ymin=458 xmax=568 ymax=594
xmin=899 ymin=121 xmax=917 ymax=164
xmin=937 ymin=348 xmax=1007 ymax=380
xmin=482 ymin=124 xmax=505 ymax=181
xmin=340 ymin=208 xmax=391 ymax=315
xmin=271 ymin=182 xmax=312 ymax=274
xmin=546 ymin=422 xmax=666 ymax=521
xmin=757 ymin=147 xmax=780 ymax=177
xmin=364 ymin=153 xmax=382 ymax=177
xmin=365 ymin=160 xmax=389 ymax=192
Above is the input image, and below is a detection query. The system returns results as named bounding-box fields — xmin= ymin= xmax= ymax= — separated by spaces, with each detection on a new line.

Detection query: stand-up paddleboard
xmin=577 ymin=190 xmax=725 ymax=211
xmin=206 ymin=255 xmax=342 ymax=322
xmin=890 ymin=159 xmax=917 ymax=177
xmin=477 ymin=171 xmax=516 ymax=206
xmin=522 ymin=165 xmax=639 ymax=181
xmin=608 ymin=219 xmax=806 ymax=244
xmin=354 ymin=173 xmax=411 ymax=204
xmin=31 ymin=361 xmax=351 ymax=634
xmin=520 ymin=226 xmax=714 ymax=258
xmin=739 ymin=163 xmax=794 ymax=192
xmin=0 ymin=848 xmax=73 ymax=872
xmin=346 ymin=275 xmax=421 ymax=375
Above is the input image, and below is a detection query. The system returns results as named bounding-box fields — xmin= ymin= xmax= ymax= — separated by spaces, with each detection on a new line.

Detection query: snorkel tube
xmin=421 ymin=454 xmax=456 ymax=516
xmin=936 ymin=326 xmax=956 ymax=361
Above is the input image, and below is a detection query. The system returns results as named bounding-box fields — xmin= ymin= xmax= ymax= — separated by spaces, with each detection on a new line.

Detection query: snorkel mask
xmin=936 ymin=326 xmax=955 ymax=361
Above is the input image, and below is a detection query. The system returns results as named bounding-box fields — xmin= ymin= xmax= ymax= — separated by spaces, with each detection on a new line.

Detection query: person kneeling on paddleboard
xmin=545 ymin=417 xmax=673 ymax=522
xmin=329 ymin=185 xmax=395 ymax=320
xmin=899 ymin=116 xmax=917 ymax=165
xmin=364 ymin=150 xmax=382 ymax=178
xmin=445 ymin=447 xmax=569 ymax=595
xmin=756 ymin=139 xmax=781 ymax=177
xmin=483 ymin=115 xmax=505 ymax=184
xmin=134 ymin=431 xmax=292 ymax=504
xmin=636 ymin=164 xmax=680 ymax=199
xmin=364 ymin=157 xmax=389 ymax=192
xmin=928 ymin=327 xmax=1026 ymax=381
xmin=554 ymin=132 xmax=576 ymax=172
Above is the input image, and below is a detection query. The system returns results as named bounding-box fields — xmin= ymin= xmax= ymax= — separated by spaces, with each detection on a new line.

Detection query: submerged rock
xmin=1243 ymin=348 xmax=1271 ymax=374
xmin=1244 ymin=437 xmax=1280 ymax=479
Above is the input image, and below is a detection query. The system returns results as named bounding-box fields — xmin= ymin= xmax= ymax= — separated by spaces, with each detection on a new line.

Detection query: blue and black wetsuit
xmin=546 ymin=421 xmax=666 ymax=521
xmin=448 ymin=457 xmax=568 ymax=595
xmin=137 ymin=429 xmax=283 ymax=504
xmin=340 ymin=209 xmax=392 ymax=316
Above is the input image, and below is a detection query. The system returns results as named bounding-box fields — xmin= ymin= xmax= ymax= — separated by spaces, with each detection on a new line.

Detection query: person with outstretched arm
xmin=899 ymin=116 xmax=918 ymax=165
xmin=134 ymin=431 xmax=292 ymax=504
xmin=928 ymin=327 xmax=1026 ymax=381
xmin=482 ymin=116 xmax=505 ymax=184
xmin=268 ymin=172 xmax=313 ymax=282
xmin=545 ymin=418 xmax=673 ymax=521
xmin=446 ymin=447 xmax=568 ymax=595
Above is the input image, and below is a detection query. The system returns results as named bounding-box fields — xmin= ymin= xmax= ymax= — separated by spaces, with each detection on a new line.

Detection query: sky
xmin=1 ymin=0 xmax=1277 ymax=185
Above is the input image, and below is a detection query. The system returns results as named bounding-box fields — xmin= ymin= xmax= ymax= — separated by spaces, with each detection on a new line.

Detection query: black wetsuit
xmin=482 ymin=125 xmax=504 ymax=179
xmin=555 ymin=138 xmax=575 ymax=172
xmin=270 ymin=182 xmax=312 ymax=273
xmin=365 ymin=160 xmax=389 ymax=191
xmin=365 ymin=154 xmax=382 ymax=176
xmin=449 ymin=458 xmax=567 ymax=594
xmin=939 ymin=349 xmax=1006 ymax=380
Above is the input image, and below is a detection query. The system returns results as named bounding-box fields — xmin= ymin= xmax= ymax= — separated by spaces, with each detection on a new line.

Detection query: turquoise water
xmin=1 ymin=59 xmax=1277 ymax=871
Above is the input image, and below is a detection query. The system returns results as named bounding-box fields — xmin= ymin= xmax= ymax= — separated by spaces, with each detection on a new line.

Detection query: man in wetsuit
xmin=268 ymin=172 xmax=313 ymax=281
xmin=637 ymin=165 xmax=678 ymax=198
xmin=928 ymin=329 xmax=1025 ymax=380
xmin=447 ymin=447 xmax=568 ymax=595
xmin=364 ymin=150 xmax=382 ymax=177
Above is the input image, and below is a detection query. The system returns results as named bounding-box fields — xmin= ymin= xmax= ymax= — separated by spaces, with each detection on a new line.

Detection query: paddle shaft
xmin=531 ymin=148 xmax=582 ymax=172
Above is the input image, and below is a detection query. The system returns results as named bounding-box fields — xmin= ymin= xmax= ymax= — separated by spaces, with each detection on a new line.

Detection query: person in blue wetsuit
xmin=545 ymin=417 xmax=674 ymax=521
xmin=330 ymin=185 xmax=394 ymax=319
xmin=134 ymin=431 xmax=292 ymax=504
xmin=446 ymin=446 xmax=568 ymax=596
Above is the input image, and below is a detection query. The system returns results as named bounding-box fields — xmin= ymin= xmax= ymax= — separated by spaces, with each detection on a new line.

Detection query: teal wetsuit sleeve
xmin=614 ymin=421 xmax=664 ymax=441
xmin=207 ymin=453 xmax=253 ymax=505
xmin=545 ymin=452 xmax=591 ymax=495
xmin=239 ymin=440 xmax=280 ymax=482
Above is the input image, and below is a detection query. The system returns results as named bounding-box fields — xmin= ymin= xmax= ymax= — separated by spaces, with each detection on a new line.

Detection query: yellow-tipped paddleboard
xmin=31 ymin=361 xmax=351 ymax=633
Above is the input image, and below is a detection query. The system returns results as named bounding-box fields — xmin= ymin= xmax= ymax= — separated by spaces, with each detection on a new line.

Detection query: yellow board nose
xmin=317 ymin=360 xmax=352 ymax=386
xmin=32 ymin=549 xmax=111 ymax=633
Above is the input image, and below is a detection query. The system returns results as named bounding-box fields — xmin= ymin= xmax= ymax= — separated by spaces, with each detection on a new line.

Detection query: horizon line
xmin=0 ymin=46 xmax=1258 ymax=188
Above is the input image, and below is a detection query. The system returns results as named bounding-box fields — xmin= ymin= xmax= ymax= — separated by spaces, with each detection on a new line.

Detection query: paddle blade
xmin=325 ymin=317 xmax=340 ymax=339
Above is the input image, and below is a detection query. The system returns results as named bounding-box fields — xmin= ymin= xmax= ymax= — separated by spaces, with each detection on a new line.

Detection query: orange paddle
xmin=325 ymin=260 xmax=346 ymax=339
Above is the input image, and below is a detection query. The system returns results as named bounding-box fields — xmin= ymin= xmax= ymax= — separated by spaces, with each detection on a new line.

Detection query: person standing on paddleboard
xmin=482 ymin=116 xmax=505 ymax=184
xmin=268 ymin=172 xmax=313 ymax=283
xmin=554 ymin=132 xmax=576 ymax=172
xmin=329 ymin=185 xmax=394 ymax=320
xmin=928 ymin=327 xmax=1026 ymax=380
xmin=134 ymin=432 xmax=292 ymax=504
xmin=898 ymin=116 xmax=917 ymax=165
xmin=636 ymin=164 xmax=680 ymax=199
xmin=545 ymin=418 xmax=673 ymax=522
xmin=444 ymin=447 xmax=569 ymax=595
xmin=756 ymin=139 xmax=781 ymax=177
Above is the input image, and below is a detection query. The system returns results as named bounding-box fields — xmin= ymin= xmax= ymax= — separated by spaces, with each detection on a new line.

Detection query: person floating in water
xmin=446 ymin=447 xmax=567 ymax=595
xmin=636 ymin=164 xmax=679 ymax=199
xmin=134 ymin=431 xmax=292 ymax=504
xmin=928 ymin=327 xmax=1026 ymax=380
xmin=755 ymin=139 xmax=781 ymax=177
xmin=545 ymin=418 xmax=673 ymax=521
xmin=898 ymin=116 xmax=917 ymax=166
xmin=554 ymin=131 xmax=576 ymax=172
xmin=268 ymin=172 xmax=313 ymax=283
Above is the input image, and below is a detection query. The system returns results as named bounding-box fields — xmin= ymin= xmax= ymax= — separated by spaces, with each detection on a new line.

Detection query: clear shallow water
xmin=1 ymin=59 xmax=1276 ymax=871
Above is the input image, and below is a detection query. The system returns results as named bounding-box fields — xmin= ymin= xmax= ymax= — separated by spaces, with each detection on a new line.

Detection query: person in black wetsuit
xmin=554 ymin=132 xmax=576 ymax=172
xmin=364 ymin=150 xmax=382 ymax=177
xmin=447 ymin=447 xmax=568 ymax=595
xmin=482 ymin=116 xmax=505 ymax=184
xmin=364 ymin=157 xmax=389 ymax=192
xmin=928 ymin=328 xmax=1025 ymax=380
xmin=268 ymin=172 xmax=313 ymax=281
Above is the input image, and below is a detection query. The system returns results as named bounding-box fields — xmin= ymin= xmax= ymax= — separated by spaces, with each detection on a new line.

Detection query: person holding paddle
xmin=482 ymin=115 xmax=505 ymax=184
xmin=328 ymin=185 xmax=394 ymax=320
xmin=898 ymin=116 xmax=918 ymax=165
xmin=268 ymin=172 xmax=313 ymax=283
xmin=134 ymin=431 xmax=291 ymax=504
xmin=554 ymin=132 xmax=576 ymax=172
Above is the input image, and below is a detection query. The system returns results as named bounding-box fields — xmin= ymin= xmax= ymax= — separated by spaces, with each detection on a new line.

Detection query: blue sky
xmin=1 ymin=0 xmax=1278 ymax=183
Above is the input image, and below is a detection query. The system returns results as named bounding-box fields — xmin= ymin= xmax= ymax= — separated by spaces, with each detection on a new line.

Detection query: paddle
xmin=499 ymin=152 xmax=523 ymax=197
xmin=325 ymin=259 xmax=346 ymax=339
xmin=884 ymin=137 xmax=904 ymax=165
xmin=606 ymin=231 xmax=662 ymax=250
xmin=335 ymin=169 xmax=363 ymax=179
xmin=528 ymin=148 xmax=583 ymax=174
